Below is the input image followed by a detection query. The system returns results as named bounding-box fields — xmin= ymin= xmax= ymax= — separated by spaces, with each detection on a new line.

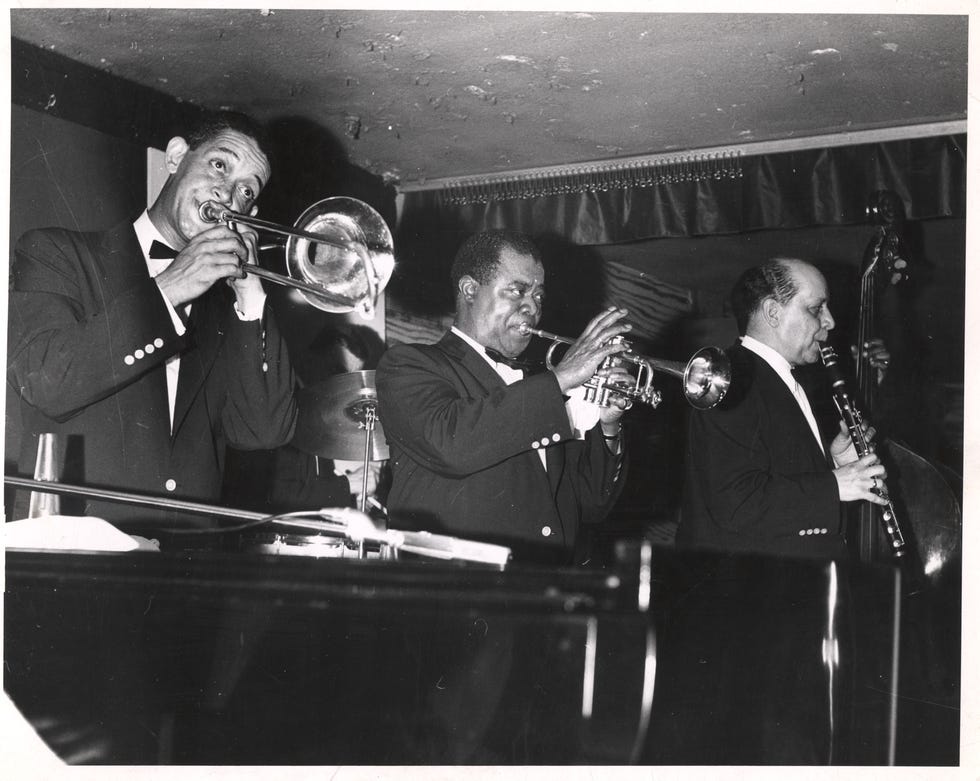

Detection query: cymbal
xmin=290 ymin=370 xmax=389 ymax=461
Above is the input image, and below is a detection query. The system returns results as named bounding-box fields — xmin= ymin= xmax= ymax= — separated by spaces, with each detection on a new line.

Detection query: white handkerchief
xmin=5 ymin=516 xmax=159 ymax=552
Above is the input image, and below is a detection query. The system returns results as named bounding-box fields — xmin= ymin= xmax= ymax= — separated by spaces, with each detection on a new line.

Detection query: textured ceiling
xmin=10 ymin=9 xmax=968 ymax=187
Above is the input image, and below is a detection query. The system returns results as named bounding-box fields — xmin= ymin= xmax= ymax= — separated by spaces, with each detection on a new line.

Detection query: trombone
xmin=519 ymin=324 xmax=731 ymax=410
xmin=199 ymin=196 xmax=395 ymax=319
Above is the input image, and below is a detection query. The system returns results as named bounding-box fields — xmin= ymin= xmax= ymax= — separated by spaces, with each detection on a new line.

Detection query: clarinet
xmin=819 ymin=345 xmax=907 ymax=558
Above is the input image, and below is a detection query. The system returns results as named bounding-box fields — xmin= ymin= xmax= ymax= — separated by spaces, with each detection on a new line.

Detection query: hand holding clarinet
xmin=821 ymin=345 xmax=907 ymax=557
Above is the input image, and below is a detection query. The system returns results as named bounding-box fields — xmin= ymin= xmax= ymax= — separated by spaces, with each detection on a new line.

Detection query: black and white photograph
xmin=2 ymin=4 xmax=975 ymax=775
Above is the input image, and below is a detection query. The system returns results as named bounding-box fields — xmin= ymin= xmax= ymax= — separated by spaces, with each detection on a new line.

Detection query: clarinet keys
xmin=820 ymin=346 xmax=907 ymax=558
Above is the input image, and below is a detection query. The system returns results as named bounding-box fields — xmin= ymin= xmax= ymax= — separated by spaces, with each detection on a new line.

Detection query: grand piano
xmin=6 ymin=519 xmax=955 ymax=766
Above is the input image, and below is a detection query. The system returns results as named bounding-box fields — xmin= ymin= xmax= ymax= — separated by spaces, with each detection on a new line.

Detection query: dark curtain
xmin=398 ymin=135 xmax=965 ymax=246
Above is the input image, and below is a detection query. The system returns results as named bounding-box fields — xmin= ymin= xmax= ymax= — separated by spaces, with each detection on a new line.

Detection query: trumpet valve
xmin=641 ymin=388 xmax=663 ymax=408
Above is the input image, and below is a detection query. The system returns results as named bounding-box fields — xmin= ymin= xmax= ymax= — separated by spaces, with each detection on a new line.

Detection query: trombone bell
xmin=199 ymin=196 xmax=394 ymax=320
xmin=286 ymin=197 xmax=394 ymax=319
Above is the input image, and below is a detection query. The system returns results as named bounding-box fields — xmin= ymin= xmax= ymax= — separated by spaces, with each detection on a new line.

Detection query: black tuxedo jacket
xmin=678 ymin=343 xmax=845 ymax=559
xmin=376 ymin=331 xmax=625 ymax=563
xmin=7 ymin=222 xmax=296 ymax=530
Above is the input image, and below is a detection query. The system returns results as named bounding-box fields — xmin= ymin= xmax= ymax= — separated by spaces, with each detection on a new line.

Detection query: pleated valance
xmin=396 ymin=134 xmax=965 ymax=246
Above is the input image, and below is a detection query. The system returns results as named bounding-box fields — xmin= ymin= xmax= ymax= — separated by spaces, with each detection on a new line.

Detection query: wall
xmin=8 ymin=104 xmax=146 ymax=259
xmin=6 ymin=105 xmax=148 ymax=478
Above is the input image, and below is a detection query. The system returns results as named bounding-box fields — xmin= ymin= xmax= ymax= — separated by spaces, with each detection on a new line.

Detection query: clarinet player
xmin=677 ymin=257 xmax=890 ymax=559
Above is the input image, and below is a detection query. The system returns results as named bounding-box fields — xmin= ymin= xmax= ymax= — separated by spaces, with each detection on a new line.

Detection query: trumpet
xmin=199 ymin=196 xmax=394 ymax=319
xmin=518 ymin=324 xmax=731 ymax=410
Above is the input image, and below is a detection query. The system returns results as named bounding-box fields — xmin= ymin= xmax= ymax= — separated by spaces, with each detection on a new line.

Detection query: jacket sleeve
xmin=7 ymin=229 xmax=184 ymax=421
xmin=567 ymin=427 xmax=628 ymax=526
xmin=376 ymin=343 xmax=574 ymax=476
xmin=214 ymin=303 xmax=297 ymax=451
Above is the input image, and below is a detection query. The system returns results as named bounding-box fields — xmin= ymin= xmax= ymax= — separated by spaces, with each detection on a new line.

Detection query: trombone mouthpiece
xmin=198 ymin=201 xmax=226 ymax=224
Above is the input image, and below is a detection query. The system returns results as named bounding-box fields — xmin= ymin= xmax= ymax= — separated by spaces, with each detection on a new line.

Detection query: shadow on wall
xmin=389 ymin=213 xmax=471 ymax=321
xmin=260 ymin=115 xmax=395 ymax=230
xmin=535 ymin=233 xmax=610 ymax=337
xmin=254 ymin=116 xmax=396 ymax=370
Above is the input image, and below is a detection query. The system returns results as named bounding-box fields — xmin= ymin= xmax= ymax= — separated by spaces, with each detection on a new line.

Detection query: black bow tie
xmin=149 ymin=240 xmax=179 ymax=259
xmin=485 ymin=348 xmax=538 ymax=372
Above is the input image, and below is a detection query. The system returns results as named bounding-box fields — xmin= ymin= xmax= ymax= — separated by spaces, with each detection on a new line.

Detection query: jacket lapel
xmin=439 ymin=331 xmax=509 ymax=390
xmin=747 ymin=349 xmax=828 ymax=466
xmin=439 ymin=330 xmax=558 ymax=482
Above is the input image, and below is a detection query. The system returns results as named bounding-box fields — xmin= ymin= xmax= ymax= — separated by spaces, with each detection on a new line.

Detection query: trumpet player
xmin=376 ymin=230 xmax=630 ymax=564
xmin=7 ymin=110 xmax=297 ymax=531
xmin=678 ymin=257 xmax=890 ymax=559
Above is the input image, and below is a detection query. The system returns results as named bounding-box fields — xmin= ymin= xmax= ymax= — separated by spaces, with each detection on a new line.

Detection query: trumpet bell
xmin=285 ymin=197 xmax=395 ymax=319
xmin=683 ymin=347 xmax=731 ymax=409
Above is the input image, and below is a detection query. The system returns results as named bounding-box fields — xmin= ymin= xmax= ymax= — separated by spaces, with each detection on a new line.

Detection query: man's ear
xmin=459 ymin=275 xmax=479 ymax=302
xmin=164 ymin=137 xmax=190 ymax=173
xmin=761 ymin=297 xmax=781 ymax=327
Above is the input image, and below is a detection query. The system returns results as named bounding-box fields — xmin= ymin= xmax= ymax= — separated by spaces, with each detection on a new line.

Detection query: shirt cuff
xmin=234 ymin=291 xmax=267 ymax=321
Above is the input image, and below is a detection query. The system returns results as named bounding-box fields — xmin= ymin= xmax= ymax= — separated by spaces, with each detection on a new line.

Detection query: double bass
xmin=845 ymin=190 xmax=962 ymax=765
xmin=850 ymin=190 xmax=961 ymax=582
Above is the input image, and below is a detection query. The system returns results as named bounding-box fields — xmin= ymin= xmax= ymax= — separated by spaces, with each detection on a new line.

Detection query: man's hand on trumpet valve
xmin=596 ymin=360 xmax=634 ymax=417
xmin=552 ymin=306 xmax=631 ymax=394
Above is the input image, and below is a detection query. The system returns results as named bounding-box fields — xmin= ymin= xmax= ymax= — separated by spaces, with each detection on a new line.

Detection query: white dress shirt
xmin=741 ymin=334 xmax=825 ymax=457
xmin=133 ymin=211 xmax=189 ymax=432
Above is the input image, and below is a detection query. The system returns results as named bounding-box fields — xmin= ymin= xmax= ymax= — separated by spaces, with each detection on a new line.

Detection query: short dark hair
xmin=730 ymin=258 xmax=799 ymax=334
xmin=450 ymin=230 xmax=543 ymax=291
xmin=183 ymin=109 xmax=272 ymax=167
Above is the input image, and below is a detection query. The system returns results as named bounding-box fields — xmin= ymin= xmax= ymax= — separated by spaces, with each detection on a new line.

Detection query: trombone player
xmin=7 ymin=110 xmax=297 ymax=531
xmin=376 ymin=230 xmax=630 ymax=564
